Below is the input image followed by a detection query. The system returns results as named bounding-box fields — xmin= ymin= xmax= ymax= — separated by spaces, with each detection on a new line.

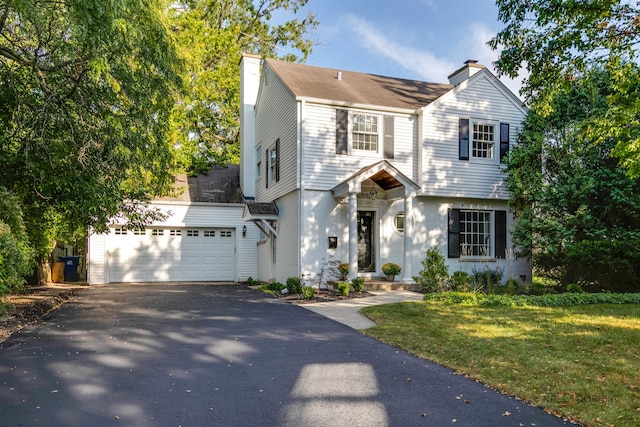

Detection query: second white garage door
xmin=107 ymin=227 xmax=235 ymax=282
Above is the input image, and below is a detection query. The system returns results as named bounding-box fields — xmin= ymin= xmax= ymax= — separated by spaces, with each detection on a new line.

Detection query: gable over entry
xmin=332 ymin=161 xmax=419 ymax=282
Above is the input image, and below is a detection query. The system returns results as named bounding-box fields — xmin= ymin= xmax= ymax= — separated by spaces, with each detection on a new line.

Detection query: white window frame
xmin=350 ymin=112 xmax=381 ymax=155
xmin=470 ymin=120 xmax=498 ymax=162
xmin=459 ymin=209 xmax=493 ymax=258
xmin=394 ymin=212 xmax=405 ymax=233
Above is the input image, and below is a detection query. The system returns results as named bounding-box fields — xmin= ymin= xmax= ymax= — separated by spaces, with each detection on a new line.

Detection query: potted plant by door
xmin=382 ymin=263 xmax=401 ymax=282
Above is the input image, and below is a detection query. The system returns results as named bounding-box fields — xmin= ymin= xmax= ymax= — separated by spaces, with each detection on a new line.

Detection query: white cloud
xmin=344 ymin=14 xmax=526 ymax=99
xmin=344 ymin=14 xmax=456 ymax=82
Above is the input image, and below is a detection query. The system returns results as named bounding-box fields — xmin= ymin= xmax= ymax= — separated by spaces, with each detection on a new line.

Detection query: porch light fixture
xmin=242 ymin=225 xmax=247 ymax=237
xmin=369 ymin=187 xmax=378 ymax=200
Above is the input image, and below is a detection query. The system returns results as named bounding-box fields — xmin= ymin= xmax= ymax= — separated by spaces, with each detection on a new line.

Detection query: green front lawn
xmin=361 ymin=301 xmax=640 ymax=427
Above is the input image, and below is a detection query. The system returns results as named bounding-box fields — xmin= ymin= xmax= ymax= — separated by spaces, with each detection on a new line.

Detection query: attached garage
xmin=88 ymin=166 xmax=258 ymax=284
xmin=107 ymin=227 xmax=236 ymax=282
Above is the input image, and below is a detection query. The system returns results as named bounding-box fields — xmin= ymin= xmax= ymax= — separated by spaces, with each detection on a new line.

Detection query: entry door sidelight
xmin=357 ymin=211 xmax=375 ymax=272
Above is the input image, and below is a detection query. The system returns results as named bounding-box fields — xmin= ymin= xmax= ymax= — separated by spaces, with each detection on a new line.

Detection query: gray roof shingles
xmin=157 ymin=164 xmax=244 ymax=204
xmin=265 ymin=58 xmax=453 ymax=111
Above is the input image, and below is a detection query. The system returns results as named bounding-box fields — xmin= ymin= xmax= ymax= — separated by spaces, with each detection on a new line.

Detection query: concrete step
xmin=364 ymin=280 xmax=421 ymax=292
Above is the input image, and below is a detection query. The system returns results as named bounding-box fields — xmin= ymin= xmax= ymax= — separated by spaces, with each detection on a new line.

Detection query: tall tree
xmin=0 ymin=0 xmax=182 ymax=280
xmin=490 ymin=0 xmax=640 ymax=176
xmin=169 ymin=0 xmax=317 ymax=174
xmin=506 ymin=68 xmax=640 ymax=291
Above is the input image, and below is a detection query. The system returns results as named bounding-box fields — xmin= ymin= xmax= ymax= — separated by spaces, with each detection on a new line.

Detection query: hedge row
xmin=423 ymin=292 xmax=640 ymax=307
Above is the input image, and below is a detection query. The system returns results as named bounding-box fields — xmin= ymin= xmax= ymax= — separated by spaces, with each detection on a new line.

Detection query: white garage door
xmin=107 ymin=227 xmax=235 ymax=282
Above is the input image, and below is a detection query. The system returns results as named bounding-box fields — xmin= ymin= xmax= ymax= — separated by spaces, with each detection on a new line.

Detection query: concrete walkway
xmin=302 ymin=290 xmax=424 ymax=329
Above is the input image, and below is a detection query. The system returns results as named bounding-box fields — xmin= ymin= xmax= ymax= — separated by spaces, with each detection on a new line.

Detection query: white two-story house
xmin=240 ymin=54 xmax=530 ymax=285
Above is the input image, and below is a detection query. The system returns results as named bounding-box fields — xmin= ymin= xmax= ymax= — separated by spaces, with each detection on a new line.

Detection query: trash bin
xmin=58 ymin=256 xmax=81 ymax=282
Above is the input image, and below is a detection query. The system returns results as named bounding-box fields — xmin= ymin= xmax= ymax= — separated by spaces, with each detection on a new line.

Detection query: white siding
xmin=421 ymin=74 xmax=525 ymax=199
xmin=411 ymin=196 xmax=531 ymax=281
xmin=255 ymin=66 xmax=299 ymax=202
xmin=302 ymin=103 xmax=418 ymax=190
xmin=88 ymin=202 xmax=258 ymax=283
xmin=88 ymin=230 xmax=106 ymax=285
xmin=271 ymin=190 xmax=299 ymax=283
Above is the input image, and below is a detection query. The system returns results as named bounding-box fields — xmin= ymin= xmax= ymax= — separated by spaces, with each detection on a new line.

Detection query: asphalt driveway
xmin=0 ymin=283 xmax=571 ymax=426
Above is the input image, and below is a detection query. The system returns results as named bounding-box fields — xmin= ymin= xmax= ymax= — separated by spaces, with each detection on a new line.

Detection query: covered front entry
xmin=107 ymin=227 xmax=235 ymax=282
xmin=332 ymin=160 xmax=419 ymax=282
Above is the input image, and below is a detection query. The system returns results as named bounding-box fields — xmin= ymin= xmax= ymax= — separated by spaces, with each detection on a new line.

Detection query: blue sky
xmin=289 ymin=0 xmax=523 ymax=96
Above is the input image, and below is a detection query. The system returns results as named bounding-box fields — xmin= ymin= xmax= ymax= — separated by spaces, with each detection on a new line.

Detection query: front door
xmin=357 ymin=211 xmax=375 ymax=272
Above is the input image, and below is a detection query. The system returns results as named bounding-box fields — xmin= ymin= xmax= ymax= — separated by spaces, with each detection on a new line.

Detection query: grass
xmin=361 ymin=301 xmax=640 ymax=427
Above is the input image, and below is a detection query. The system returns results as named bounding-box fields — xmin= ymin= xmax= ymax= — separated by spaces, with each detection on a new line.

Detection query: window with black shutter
xmin=336 ymin=109 xmax=348 ymax=155
xmin=448 ymin=209 xmax=460 ymax=258
xmin=459 ymin=118 xmax=469 ymax=160
xmin=384 ymin=115 xmax=394 ymax=159
xmin=500 ymin=123 xmax=510 ymax=162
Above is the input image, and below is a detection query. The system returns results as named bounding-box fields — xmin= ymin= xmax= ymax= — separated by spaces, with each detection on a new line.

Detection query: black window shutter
xmin=265 ymin=148 xmax=269 ymax=189
xmin=275 ymin=138 xmax=280 ymax=182
xmin=495 ymin=210 xmax=507 ymax=259
xmin=448 ymin=208 xmax=461 ymax=258
xmin=459 ymin=118 xmax=469 ymax=160
xmin=500 ymin=123 xmax=510 ymax=162
xmin=383 ymin=115 xmax=394 ymax=159
xmin=336 ymin=109 xmax=348 ymax=155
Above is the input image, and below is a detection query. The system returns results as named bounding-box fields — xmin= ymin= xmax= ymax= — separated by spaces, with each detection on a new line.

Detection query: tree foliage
xmin=169 ymin=0 xmax=317 ymax=174
xmin=0 ymin=1 xmax=183 ymax=272
xmin=0 ymin=186 xmax=34 ymax=295
xmin=506 ymin=68 xmax=640 ymax=292
xmin=491 ymin=0 xmax=640 ymax=176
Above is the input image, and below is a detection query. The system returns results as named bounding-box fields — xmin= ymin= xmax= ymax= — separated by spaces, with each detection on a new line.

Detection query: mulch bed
xmin=0 ymin=287 xmax=85 ymax=344
xmin=273 ymin=289 xmax=374 ymax=304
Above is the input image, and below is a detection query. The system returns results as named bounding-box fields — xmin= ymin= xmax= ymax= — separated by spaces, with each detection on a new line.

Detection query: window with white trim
xmin=169 ymin=229 xmax=182 ymax=236
xmin=460 ymin=210 xmax=492 ymax=257
xmin=256 ymin=146 xmax=262 ymax=177
xmin=114 ymin=228 xmax=126 ymax=235
xmin=187 ymin=230 xmax=199 ymax=237
xmin=352 ymin=114 xmax=379 ymax=152
xmin=472 ymin=123 xmax=495 ymax=159
xmin=133 ymin=229 xmax=145 ymax=235
xmin=394 ymin=212 xmax=405 ymax=233
xmin=204 ymin=230 xmax=216 ymax=237
xmin=152 ymin=229 xmax=163 ymax=236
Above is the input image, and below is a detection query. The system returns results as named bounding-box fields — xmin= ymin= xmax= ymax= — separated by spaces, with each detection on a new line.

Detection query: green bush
xmin=471 ymin=267 xmax=504 ymax=293
xmin=246 ymin=276 xmax=259 ymax=286
xmin=566 ymin=283 xmax=584 ymax=293
xmin=286 ymin=277 xmax=303 ymax=294
xmin=530 ymin=276 xmax=559 ymax=295
xmin=301 ymin=286 xmax=315 ymax=300
xmin=336 ymin=281 xmax=350 ymax=296
xmin=451 ymin=271 xmax=472 ymax=292
xmin=413 ymin=247 xmax=450 ymax=293
xmin=351 ymin=277 xmax=365 ymax=293
xmin=424 ymin=291 xmax=640 ymax=307
xmin=266 ymin=281 xmax=285 ymax=292
xmin=0 ymin=187 xmax=34 ymax=301
xmin=381 ymin=263 xmax=401 ymax=276
xmin=504 ymin=278 xmax=522 ymax=295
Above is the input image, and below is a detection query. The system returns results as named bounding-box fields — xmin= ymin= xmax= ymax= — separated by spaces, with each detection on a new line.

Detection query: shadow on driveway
xmin=0 ymin=283 xmax=572 ymax=426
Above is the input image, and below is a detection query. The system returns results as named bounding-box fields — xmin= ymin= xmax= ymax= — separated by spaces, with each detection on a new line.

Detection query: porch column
xmin=348 ymin=192 xmax=358 ymax=280
xmin=401 ymin=195 xmax=413 ymax=283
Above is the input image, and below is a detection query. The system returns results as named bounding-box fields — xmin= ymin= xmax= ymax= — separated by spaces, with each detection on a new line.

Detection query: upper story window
xmin=269 ymin=146 xmax=278 ymax=183
xmin=472 ymin=123 xmax=495 ymax=159
xmin=460 ymin=118 xmax=508 ymax=162
xmin=266 ymin=139 xmax=280 ymax=188
xmin=256 ymin=146 xmax=262 ymax=177
xmin=352 ymin=114 xmax=379 ymax=152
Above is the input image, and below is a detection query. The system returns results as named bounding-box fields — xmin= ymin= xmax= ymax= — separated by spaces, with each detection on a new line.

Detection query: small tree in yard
xmin=414 ymin=247 xmax=450 ymax=293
